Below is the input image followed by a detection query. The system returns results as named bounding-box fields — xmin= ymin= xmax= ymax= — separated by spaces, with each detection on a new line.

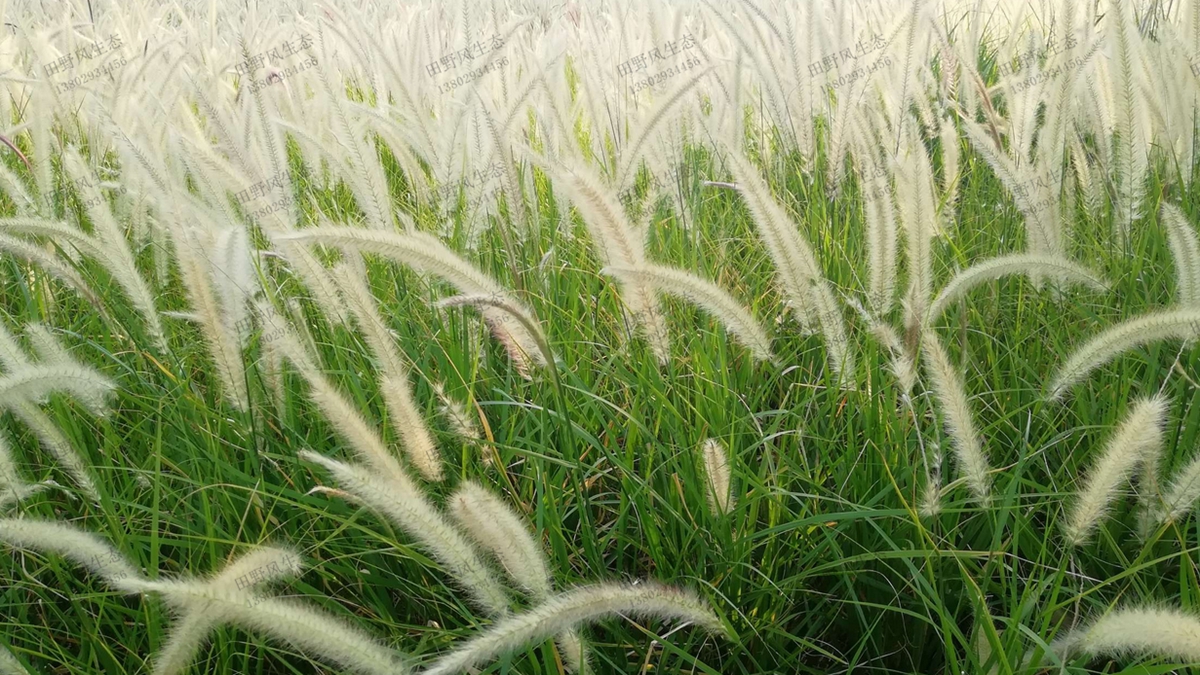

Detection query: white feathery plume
xmin=0 ymin=434 xmax=45 ymax=509
xmin=433 ymin=382 xmax=482 ymax=441
xmin=958 ymin=120 xmax=1063 ymax=269
xmin=278 ymin=227 xmax=545 ymax=374
xmin=276 ymin=241 xmax=356 ymax=327
xmin=330 ymin=265 xmax=443 ymax=481
xmin=151 ymin=546 xmax=305 ymax=675
xmin=1070 ymin=133 xmax=1106 ymax=217
xmin=299 ymin=451 xmax=511 ymax=616
xmin=24 ymin=324 xmax=71 ymax=366
xmin=601 ymin=265 xmax=773 ymax=362
xmin=0 ymin=322 xmax=101 ymax=500
xmin=0 ymin=325 xmax=25 ymax=369
xmin=449 ymin=481 xmax=551 ymax=597
xmin=846 ymin=298 xmax=918 ymax=398
xmin=862 ymin=160 xmax=898 ymax=314
xmin=1063 ymin=396 xmax=1167 ymax=547
xmin=1109 ymin=0 xmax=1151 ymax=243
xmin=449 ymin=481 xmax=591 ymax=673
xmin=0 ymin=216 xmax=152 ymax=333
xmin=1049 ymin=607 xmax=1200 ymax=664
xmin=298 ymin=362 xmax=407 ymax=481
xmin=922 ymin=330 xmax=991 ymax=505
xmin=422 ymin=582 xmax=724 ymax=675
xmin=918 ymin=444 xmax=945 ymax=519
xmin=927 ymin=254 xmax=1108 ymax=323
xmin=1146 ymin=444 xmax=1200 ymax=527
xmin=1047 ymin=309 xmax=1200 ymax=400
xmin=379 ymin=375 xmax=443 ymax=482
xmin=0 ymin=518 xmax=407 ymax=675
xmin=434 ymin=294 xmax=554 ymax=378
xmin=939 ymin=116 xmax=960 ymax=228
xmin=251 ymin=301 xmax=288 ymax=417
xmin=0 ymin=232 xmax=103 ymax=307
xmin=174 ymin=227 xmax=249 ymax=411
xmin=0 ymin=364 xmax=116 ymax=417
xmin=328 ymin=263 xmax=410 ymax=378
xmin=303 ymin=59 xmax=397 ymax=232
xmin=897 ymin=124 xmax=939 ymax=338
xmin=724 ymin=148 xmax=854 ymax=383
xmin=0 ymin=518 xmax=143 ymax=591
xmin=0 ymin=219 xmax=104 ymax=263
xmin=60 ymin=148 xmax=167 ymax=347
xmin=698 ymin=438 xmax=735 ymax=515
xmin=548 ymin=160 xmax=670 ymax=364
xmin=13 ymin=401 xmax=96 ymax=500
xmin=615 ymin=65 xmax=714 ymax=191
xmin=144 ymin=585 xmax=409 ymax=675
xmin=1161 ymin=203 xmax=1200 ymax=307
xmin=209 ymin=225 xmax=258 ymax=342
xmin=259 ymin=309 xmax=410 ymax=482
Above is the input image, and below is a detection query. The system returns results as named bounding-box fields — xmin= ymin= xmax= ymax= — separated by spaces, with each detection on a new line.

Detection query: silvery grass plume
xmin=1038 ymin=0 xmax=1093 ymax=169
xmin=422 ymin=582 xmax=725 ymax=675
xmin=252 ymin=300 xmax=294 ymax=418
xmin=896 ymin=124 xmax=940 ymax=339
xmin=254 ymin=309 xmax=436 ymax=488
xmin=0 ymin=230 xmax=102 ymax=308
xmin=193 ymin=81 xmax=354 ymax=330
xmin=1141 ymin=438 xmax=1200 ymax=529
xmin=960 ymin=115 xmax=1066 ymax=278
xmin=299 ymin=451 xmax=511 ymax=616
xmin=613 ymin=66 xmax=715 ymax=194
xmin=547 ymin=159 xmax=670 ymax=364
xmin=926 ymin=254 xmax=1108 ymax=324
xmin=1147 ymin=448 xmax=1200 ymax=527
xmin=1047 ymin=310 xmax=1200 ymax=400
xmin=1045 ymin=607 xmax=1200 ymax=666
xmin=1109 ymin=0 xmax=1152 ymax=243
xmin=938 ymin=116 xmax=961 ymax=231
xmin=0 ymin=363 xmax=116 ymax=419
xmin=601 ymin=265 xmax=774 ymax=362
xmin=288 ymin=44 xmax=401 ymax=235
xmin=918 ymin=442 xmax=946 ymax=519
xmin=24 ymin=325 xmax=71 ymax=366
xmin=432 ymin=381 xmax=483 ymax=441
xmin=60 ymin=148 xmax=167 ymax=347
xmin=146 ymin=545 xmax=308 ymax=675
xmin=860 ymin=154 xmax=899 ymax=315
xmin=1161 ymin=203 xmax=1200 ymax=306
xmin=0 ymin=151 xmax=164 ymax=348
xmin=379 ymin=372 xmax=443 ymax=481
xmin=1070 ymin=133 xmax=1106 ymax=217
xmin=921 ymin=330 xmax=992 ymax=507
xmin=723 ymin=147 xmax=854 ymax=385
xmin=450 ymin=481 xmax=589 ymax=673
xmin=846 ymin=298 xmax=918 ymax=399
xmin=278 ymin=226 xmax=545 ymax=376
xmin=173 ymin=227 xmax=250 ymax=411
xmin=0 ymin=434 xmax=48 ymax=509
xmin=698 ymin=438 xmax=735 ymax=516
xmin=1063 ymin=395 xmax=1167 ymax=547
xmin=331 ymin=264 xmax=443 ymax=481
xmin=434 ymin=294 xmax=555 ymax=374
xmin=0 ymin=322 xmax=107 ymax=501
xmin=0 ymin=519 xmax=407 ymax=675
